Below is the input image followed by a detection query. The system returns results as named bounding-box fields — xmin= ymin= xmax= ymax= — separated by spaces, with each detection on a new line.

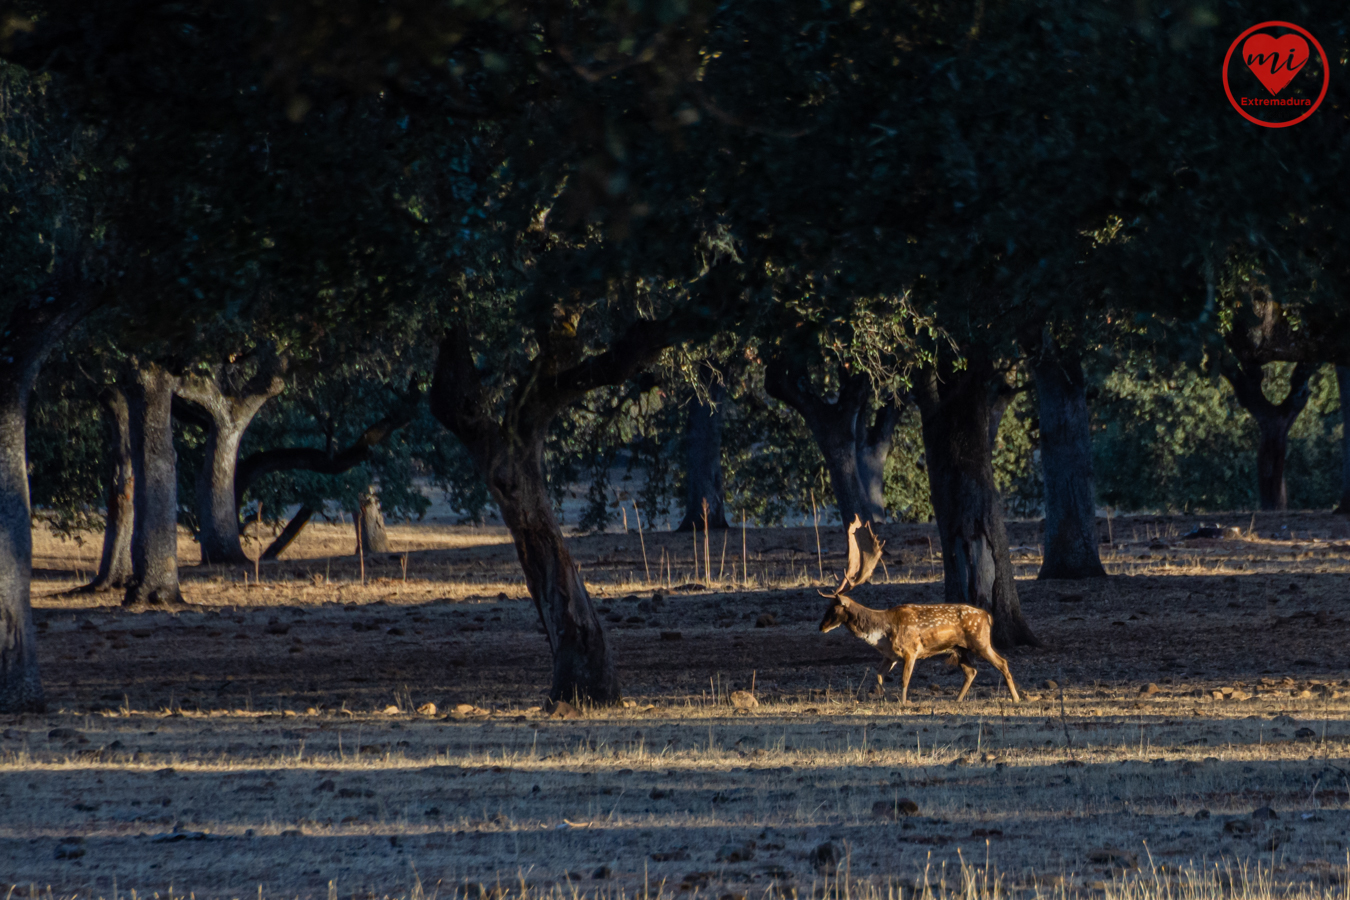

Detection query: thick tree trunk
xmin=490 ymin=446 xmax=620 ymax=704
xmin=262 ymin=505 xmax=315 ymax=560
xmin=0 ymin=275 xmax=97 ymax=711
xmin=194 ymin=421 xmax=249 ymax=564
xmin=1222 ymin=359 xmax=1315 ymax=512
xmin=855 ymin=403 xmax=900 ymax=523
xmin=124 ymin=362 xmax=184 ymax=607
xmin=84 ymin=387 xmax=135 ymax=591
xmin=765 ymin=358 xmax=877 ymax=523
xmin=1255 ymin=416 xmax=1293 ymax=510
xmin=1336 ymin=367 xmax=1350 ymax=515
xmin=913 ymin=360 xmax=1039 ymax=649
xmin=177 ymin=359 xmax=286 ymax=565
xmin=1032 ymin=346 xmax=1106 ymax=580
xmin=356 ymin=491 xmax=391 ymax=554
xmin=430 ymin=325 xmax=635 ymax=705
xmin=676 ymin=370 xmax=729 ymax=531
xmin=0 ymin=392 xmax=44 ymax=712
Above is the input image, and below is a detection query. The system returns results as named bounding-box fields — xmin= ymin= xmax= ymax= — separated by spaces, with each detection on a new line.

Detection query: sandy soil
xmin=8 ymin=512 xmax=1350 ymax=899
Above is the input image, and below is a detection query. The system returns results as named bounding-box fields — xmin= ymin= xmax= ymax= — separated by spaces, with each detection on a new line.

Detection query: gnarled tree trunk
xmin=1031 ymin=343 xmax=1106 ymax=580
xmin=1222 ymin=359 xmax=1315 ymax=511
xmin=124 ymin=361 xmax=184 ymax=607
xmin=1336 ymin=367 xmax=1350 ymax=515
xmin=0 ymin=277 xmax=96 ymax=711
xmin=856 ymin=403 xmax=901 ymax=522
xmin=356 ymin=490 xmax=390 ymax=554
xmin=765 ymin=358 xmax=895 ymax=523
xmin=176 ymin=358 xmax=286 ymax=565
xmin=84 ymin=386 xmax=135 ymax=592
xmin=429 ymin=320 xmax=681 ymax=705
xmin=912 ymin=358 xmax=1038 ymax=649
xmin=677 ymin=365 xmax=729 ymax=531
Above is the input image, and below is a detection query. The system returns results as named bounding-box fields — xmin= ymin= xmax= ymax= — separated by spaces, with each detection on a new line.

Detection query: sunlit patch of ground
xmin=9 ymin=513 xmax=1350 ymax=898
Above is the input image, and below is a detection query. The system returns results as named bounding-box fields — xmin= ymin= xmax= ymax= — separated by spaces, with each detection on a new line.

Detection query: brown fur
xmin=819 ymin=594 xmax=1020 ymax=704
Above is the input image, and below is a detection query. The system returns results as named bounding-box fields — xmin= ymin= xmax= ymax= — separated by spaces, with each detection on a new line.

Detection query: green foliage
xmin=721 ymin=373 xmax=831 ymax=528
xmin=1091 ymin=357 xmax=1341 ymax=513
xmin=1093 ymin=355 xmax=1253 ymax=512
xmin=1285 ymin=366 xmax=1340 ymax=510
xmin=26 ymin=364 xmax=104 ymax=538
xmin=881 ymin=405 xmax=934 ymax=524
xmin=993 ymin=390 xmax=1043 ymax=520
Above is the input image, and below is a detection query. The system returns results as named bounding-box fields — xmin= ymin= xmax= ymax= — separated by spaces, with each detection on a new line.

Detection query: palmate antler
xmin=822 ymin=515 xmax=885 ymax=597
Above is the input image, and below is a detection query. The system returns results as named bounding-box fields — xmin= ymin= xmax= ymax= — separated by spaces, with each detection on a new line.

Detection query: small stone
xmin=1140 ymin=683 xmax=1160 ymax=695
xmin=810 ymin=841 xmax=841 ymax=872
xmin=1295 ymin=727 xmax=1317 ymax=740
xmin=872 ymin=798 xmax=920 ymax=819
xmin=715 ymin=841 xmax=755 ymax=862
xmin=1087 ymin=847 xmax=1137 ymax=868
xmin=382 ymin=705 xmax=401 ymax=715
xmin=453 ymin=703 xmax=478 ymax=715
xmin=54 ymin=837 xmax=85 ymax=861
xmin=729 ymin=691 xmax=759 ymax=709
xmin=1251 ymin=806 xmax=1279 ymax=820
xmin=1043 ymin=680 xmax=1059 ymax=691
xmin=648 ymin=850 xmax=689 ymax=861
xmin=415 ymin=703 xmax=437 ymax=716
xmin=47 ymin=728 xmax=86 ymax=743
xmin=548 ymin=700 xmax=582 ymax=719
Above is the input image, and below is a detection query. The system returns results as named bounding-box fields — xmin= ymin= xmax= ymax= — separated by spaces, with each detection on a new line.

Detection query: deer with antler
xmin=819 ymin=517 xmax=1020 ymax=704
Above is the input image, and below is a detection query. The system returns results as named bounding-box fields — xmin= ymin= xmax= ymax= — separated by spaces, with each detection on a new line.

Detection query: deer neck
xmin=840 ymin=598 xmax=893 ymax=646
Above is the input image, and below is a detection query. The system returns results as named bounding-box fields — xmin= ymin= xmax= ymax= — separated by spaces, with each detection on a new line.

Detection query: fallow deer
xmin=818 ymin=517 xmax=1020 ymax=705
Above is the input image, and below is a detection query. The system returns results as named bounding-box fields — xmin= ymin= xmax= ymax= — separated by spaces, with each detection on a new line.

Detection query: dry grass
xmin=9 ymin=512 xmax=1350 ymax=899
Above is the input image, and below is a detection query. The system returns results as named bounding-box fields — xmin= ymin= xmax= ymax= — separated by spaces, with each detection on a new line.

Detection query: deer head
xmin=818 ymin=515 xmax=885 ymax=632
xmin=818 ymin=594 xmax=851 ymax=633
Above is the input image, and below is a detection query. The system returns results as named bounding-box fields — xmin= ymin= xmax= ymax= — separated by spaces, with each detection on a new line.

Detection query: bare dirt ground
xmin=10 ymin=512 xmax=1350 ymax=899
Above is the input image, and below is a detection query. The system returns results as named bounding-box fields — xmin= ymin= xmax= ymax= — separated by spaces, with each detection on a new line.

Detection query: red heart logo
xmin=1243 ymin=33 xmax=1309 ymax=95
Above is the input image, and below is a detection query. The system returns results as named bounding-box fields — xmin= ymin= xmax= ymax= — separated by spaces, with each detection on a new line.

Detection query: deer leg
xmin=975 ymin=644 xmax=1021 ymax=703
xmin=875 ymin=660 xmax=898 ymax=697
xmin=955 ymin=649 xmax=978 ymax=702
xmin=899 ymin=654 xmax=917 ymax=705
